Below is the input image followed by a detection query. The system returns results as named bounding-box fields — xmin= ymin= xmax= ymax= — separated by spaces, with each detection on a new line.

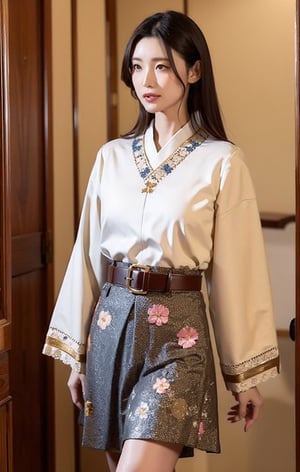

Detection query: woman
xmin=43 ymin=10 xmax=279 ymax=472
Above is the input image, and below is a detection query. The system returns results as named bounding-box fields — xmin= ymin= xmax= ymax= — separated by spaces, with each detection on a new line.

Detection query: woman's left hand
xmin=227 ymin=386 xmax=263 ymax=432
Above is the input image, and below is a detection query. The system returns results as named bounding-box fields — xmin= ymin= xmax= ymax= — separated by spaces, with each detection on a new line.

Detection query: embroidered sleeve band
xmin=220 ymin=347 xmax=280 ymax=392
xmin=222 ymin=355 xmax=280 ymax=384
xmin=45 ymin=336 xmax=86 ymax=363
xmin=42 ymin=327 xmax=86 ymax=373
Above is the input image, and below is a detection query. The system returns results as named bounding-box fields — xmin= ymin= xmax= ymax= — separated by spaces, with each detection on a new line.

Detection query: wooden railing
xmin=260 ymin=212 xmax=295 ymax=229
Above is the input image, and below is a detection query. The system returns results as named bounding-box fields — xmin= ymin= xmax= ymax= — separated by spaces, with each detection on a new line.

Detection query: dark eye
xmin=156 ymin=64 xmax=169 ymax=70
xmin=132 ymin=63 xmax=141 ymax=71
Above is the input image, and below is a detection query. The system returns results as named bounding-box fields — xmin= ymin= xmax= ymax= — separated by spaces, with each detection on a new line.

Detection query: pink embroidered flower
xmin=97 ymin=310 xmax=112 ymax=330
xmin=198 ymin=421 xmax=205 ymax=436
xmin=153 ymin=377 xmax=170 ymax=394
xmin=147 ymin=304 xmax=169 ymax=326
xmin=176 ymin=326 xmax=199 ymax=348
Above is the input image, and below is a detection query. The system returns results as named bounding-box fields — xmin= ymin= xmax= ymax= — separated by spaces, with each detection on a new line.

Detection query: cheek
xmin=131 ymin=74 xmax=141 ymax=92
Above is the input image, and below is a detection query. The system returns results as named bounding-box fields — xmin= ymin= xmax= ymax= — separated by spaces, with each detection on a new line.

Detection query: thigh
xmin=116 ymin=439 xmax=182 ymax=472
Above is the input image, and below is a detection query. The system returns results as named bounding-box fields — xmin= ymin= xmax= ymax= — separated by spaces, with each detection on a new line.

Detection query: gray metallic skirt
xmin=81 ymin=279 xmax=220 ymax=457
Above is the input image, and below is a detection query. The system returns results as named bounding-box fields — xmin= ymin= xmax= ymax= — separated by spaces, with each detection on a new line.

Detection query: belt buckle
xmin=126 ymin=264 xmax=150 ymax=294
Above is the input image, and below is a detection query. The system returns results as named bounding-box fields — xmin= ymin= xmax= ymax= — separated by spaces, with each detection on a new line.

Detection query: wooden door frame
xmin=43 ymin=1 xmax=55 ymax=470
xmin=0 ymin=2 xmax=13 ymax=467
xmin=0 ymin=0 xmax=12 ymax=339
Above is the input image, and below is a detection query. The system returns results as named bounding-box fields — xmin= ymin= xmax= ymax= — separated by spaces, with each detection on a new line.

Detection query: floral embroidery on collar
xmin=132 ymin=129 xmax=208 ymax=193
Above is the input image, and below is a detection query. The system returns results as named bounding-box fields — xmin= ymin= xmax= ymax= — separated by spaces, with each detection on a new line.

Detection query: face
xmin=131 ymin=37 xmax=200 ymax=120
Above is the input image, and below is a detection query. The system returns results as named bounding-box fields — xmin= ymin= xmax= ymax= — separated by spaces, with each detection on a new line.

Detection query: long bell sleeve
xmin=206 ymin=148 xmax=280 ymax=392
xmin=43 ymin=150 xmax=106 ymax=373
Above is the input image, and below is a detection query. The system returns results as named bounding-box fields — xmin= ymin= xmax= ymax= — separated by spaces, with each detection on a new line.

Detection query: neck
xmin=153 ymin=114 xmax=190 ymax=150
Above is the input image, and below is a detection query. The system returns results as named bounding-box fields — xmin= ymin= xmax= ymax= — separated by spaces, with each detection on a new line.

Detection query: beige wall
xmin=76 ymin=0 xmax=107 ymax=203
xmin=52 ymin=1 xmax=75 ymax=471
xmin=51 ymin=1 xmax=296 ymax=471
xmin=51 ymin=0 xmax=107 ymax=471
xmin=188 ymin=0 xmax=295 ymax=214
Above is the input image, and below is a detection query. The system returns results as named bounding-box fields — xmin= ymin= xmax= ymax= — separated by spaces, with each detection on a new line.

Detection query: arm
xmin=43 ymin=150 xmax=105 ymax=373
xmin=207 ymin=151 xmax=279 ymax=393
xmin=206 ymin=149 xmax=278 ymax=430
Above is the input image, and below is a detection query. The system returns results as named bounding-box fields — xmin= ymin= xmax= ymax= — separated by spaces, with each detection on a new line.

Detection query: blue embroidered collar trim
xmin=132 ymin=129 xmax=208 ymax=193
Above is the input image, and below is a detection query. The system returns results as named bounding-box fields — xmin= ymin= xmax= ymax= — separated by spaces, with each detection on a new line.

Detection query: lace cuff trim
xmin=225 ymin=366 xmax=279 ymax=393
xmin=42 ymin=327 xmax=86 ymax=374
xmin=221 ymin=347 xmax=280 ymax=392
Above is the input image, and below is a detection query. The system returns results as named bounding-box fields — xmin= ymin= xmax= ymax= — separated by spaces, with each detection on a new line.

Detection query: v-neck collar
xmin=145 ymin=121 xmax=195 ymax=166
xmin=132 ymin=121 xmax=208 ymax=193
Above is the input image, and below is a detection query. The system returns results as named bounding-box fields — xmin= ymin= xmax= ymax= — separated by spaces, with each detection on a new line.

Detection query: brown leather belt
xmin=106 ymin=263 xmax=202 ymax=295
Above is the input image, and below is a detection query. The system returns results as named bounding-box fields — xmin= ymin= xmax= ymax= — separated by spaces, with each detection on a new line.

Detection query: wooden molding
xmin=0 ymin=321 xmax=11 ymax=353
xmin=0 ymin=0 xmax=12 ymax=325
xmin=105 ymin=0 xmax=118 ymax=140
xmin=260 ymin=212 xmax=295 ymax=229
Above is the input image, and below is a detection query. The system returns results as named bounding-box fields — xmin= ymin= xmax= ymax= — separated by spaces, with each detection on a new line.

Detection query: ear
xmin=188 ymin=60 xmax=201 ymax=84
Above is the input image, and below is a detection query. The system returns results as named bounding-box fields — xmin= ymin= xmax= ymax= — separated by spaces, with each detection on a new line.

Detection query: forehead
xmin=132 ymin=37 xmax=168 ymax=58
xmin=132 ymin=36 xmax=187 ymax=69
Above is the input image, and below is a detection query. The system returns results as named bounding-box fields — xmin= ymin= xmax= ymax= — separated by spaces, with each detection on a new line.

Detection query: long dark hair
xmin=121 ymin=10 xmax=228 ymax=141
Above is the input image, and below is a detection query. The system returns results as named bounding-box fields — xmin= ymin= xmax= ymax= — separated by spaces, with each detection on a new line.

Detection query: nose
xmin=143 ymin=67 xmax=155 ymax=87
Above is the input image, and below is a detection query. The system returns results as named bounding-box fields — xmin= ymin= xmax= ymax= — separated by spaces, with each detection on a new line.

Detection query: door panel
xmin=10 ymin=274 xmax=48 ymax=470
xmin=0 ymin=0 xmax=54 ymax=470
xmin=0 ymin=400 xmax=12 ymax=472
xmin=0 ymin=354 xmax=12 ymax=472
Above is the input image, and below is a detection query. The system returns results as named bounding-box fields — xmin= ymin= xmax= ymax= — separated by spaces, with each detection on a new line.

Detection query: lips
xmin=143 ymin=93 xmax=160 ymax=102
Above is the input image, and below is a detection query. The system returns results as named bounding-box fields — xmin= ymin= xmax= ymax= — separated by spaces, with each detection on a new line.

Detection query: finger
xmin=67 ymin=379 xmax=84 ymax=409
xmin=81 ymin=375 xmax=86 ymax=398
xmin=69 ymin=386 xmax=84 ymax=409
xmin=238 ymin=400 xmax=248 ymax=421
xmin=227 ymin=404 xmax=241 ymax=423
xmin=244 ymin=403 xmax=261 ymax=432
xmin=74 ymin=393 xmax=84 ymax=409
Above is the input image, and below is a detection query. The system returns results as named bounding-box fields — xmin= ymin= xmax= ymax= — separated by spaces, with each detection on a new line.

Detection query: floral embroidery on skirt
xmin=82 ymin=283 xmax=220 ymax=457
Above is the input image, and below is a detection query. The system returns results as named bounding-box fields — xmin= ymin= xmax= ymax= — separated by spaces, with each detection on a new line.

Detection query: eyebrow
xmin=132 ymin=56 xmax=170 ymax=62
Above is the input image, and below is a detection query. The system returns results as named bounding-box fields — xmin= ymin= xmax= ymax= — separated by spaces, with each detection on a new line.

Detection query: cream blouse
xmin=43 ymin=121 xmax=279 ymax=392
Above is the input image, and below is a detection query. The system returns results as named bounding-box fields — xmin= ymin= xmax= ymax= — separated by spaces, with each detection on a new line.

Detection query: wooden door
xmin=0 ymin=0 xmax=54 ymax=471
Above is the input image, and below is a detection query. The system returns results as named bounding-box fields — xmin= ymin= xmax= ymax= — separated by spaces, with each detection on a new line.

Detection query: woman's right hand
xmin=67 ymin=369 xmax=86 ymax=410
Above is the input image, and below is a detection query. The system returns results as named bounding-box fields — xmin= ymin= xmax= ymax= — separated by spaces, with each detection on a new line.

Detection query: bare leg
xmin=106 ymin=451 xmax=120 ymax=472
xmin=116 ymin=439 xmax=182 ymax=472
